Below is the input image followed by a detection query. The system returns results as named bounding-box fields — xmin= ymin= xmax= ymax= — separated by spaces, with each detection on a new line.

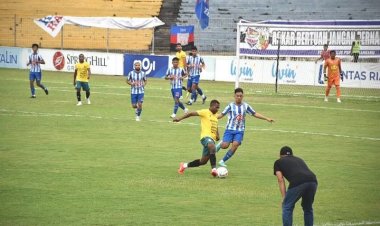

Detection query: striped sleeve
xmin=127 ymin=71 xmax=132 ymax=80
xmin=246 ymin=103 xmax=256 ymax=115
xmin=165 ymin=68 xmax=170 ymax=77
xmin=221 ymin=104 xmax=231 ymax=115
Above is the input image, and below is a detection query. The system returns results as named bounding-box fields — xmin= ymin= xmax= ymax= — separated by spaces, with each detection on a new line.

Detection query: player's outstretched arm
xmin=217 ymin=113 xmax=225 ymax=119
xmin=253 ymin=112 xmax=274 ymax=123
xmin=173 ymin=112 xmax=199 ymax=122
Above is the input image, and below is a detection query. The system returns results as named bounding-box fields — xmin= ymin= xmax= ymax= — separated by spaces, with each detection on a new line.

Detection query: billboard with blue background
xmin=124 ymin=54 xmax=169 ymax=78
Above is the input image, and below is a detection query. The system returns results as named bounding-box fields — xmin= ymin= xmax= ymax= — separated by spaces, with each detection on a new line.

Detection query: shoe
xmin=337 ymin=98 xmax=341 ymax=103
xmin=87 ymin=98 xmax=91 ymax=105
xmin=218 ymin=160 xmax=227 ymax=167
xmin=44 ymin=88 xmax=49 ymax=95
xmin=76 ymin=101 xmax=82 ymax=106
xmin=30 ymin=95 xmax=36 ymax=98
xmin=211 ymin=168 xmax=218 ymax=177
xmin=135 ymin=116 xmax=141 ymax=122
xmin=202 ymin=96 xmax=207 ymax=104
xmin=184 ymin=108 xmax=189 ymax=114
xmin=186 ymin=101 xmax=192 ymax=106
xmin=324 ymin=97 xmax=328 ymax=102
xmin=178 ymin=162 xmax=186 ymax=174
xmin=179 ymin=96 xmax=183 ymax=100
xmin=170 ymin=113 xmax=176 ymax=118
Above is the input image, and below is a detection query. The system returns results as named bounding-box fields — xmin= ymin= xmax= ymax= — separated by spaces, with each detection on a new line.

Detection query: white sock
xmin=202 ymin=94 xmax=206 ymax=98
xmin=184 ymin=163 xmax=188 ymax=168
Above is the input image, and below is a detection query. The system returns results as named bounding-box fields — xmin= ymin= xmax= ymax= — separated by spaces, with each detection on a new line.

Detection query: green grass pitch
xmin=0 ymin=68 xmax=379 ymax=225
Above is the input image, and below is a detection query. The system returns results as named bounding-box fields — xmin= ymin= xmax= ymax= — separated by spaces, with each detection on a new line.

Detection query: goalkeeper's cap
xmin=280 ymin=146 xmax=293 ymax=156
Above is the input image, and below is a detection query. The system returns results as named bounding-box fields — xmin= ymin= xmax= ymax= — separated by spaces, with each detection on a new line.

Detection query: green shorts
xmin=76 ymin=81 xmax=90 ymax=91
xmin=200 ymin=136 xmax=215 ymax=157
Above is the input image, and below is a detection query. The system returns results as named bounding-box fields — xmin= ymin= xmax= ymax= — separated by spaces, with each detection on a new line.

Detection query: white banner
xmin=0 ymin=47 xmax=22 ymax=68
xmin=238 ymin=20 xmax=380 ymax=58
xmin=34 ymin=16 xmax=164 ymax=37
xmin=21 ymin=48 xmax=124 ymax=75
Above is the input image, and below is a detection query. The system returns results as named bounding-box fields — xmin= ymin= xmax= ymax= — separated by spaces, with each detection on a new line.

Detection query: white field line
xmin=1 ymin=109 xmax=379 ymax=142
xmin=316 ymin=221 xmax=380 ymax=226
xmin=48 ymin=88 xmax=380 ymax=114
xmin=2 ymin=77 xmax=380 ymax=100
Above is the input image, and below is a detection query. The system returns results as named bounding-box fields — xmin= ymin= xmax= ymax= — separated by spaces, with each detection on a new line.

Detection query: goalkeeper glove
xmin=340 ymin=72 xmax=344 ymax=82
xmin=323 ymin=73 xmax=327 ymax=82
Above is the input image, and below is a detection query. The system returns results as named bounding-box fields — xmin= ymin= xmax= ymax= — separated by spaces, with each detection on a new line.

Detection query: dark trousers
xmin=282 ymin=182 xmax=317 ymax=226
xmin=353 ymin=53 xmax=359 ymax=62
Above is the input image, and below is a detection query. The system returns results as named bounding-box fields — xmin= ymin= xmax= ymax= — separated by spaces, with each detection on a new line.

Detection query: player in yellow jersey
xmin=174 ymin=100 xmax=220 ymax=177
xmin=73 ymin=54 xmax=91 ymax=106
xmin=175 ymin=43 xmax=191 ymax=99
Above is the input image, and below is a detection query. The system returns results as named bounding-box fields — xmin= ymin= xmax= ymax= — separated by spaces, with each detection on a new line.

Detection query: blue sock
xmin=197 ymin=87 xmax=203 ymax=95
xmin=223 ymin=150 xmax=235 ymax=162
xmin=178 ymin=102 xmax=185 ymax=110
xmin=173 ymin=103 xmax=179 ymax=114
xmin=31 ymin=86 xmax=35 ymax=95
xmin=137 ymin=109 xmax=142 ymax=116
xmin=191 ymin=90 xmax=197 ymax=101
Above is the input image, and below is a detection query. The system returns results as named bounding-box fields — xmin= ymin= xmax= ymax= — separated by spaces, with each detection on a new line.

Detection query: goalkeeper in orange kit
xmin=323 ymin=50 xmax=343 ymax=103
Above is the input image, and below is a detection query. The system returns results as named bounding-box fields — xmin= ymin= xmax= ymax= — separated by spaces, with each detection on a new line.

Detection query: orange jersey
xmin=325 ymin=58 xmax=341 ymax=78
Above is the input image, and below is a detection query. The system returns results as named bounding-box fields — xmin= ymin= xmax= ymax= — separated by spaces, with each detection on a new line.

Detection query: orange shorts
xmin=328 ymin=76 xmax=340 ymax=86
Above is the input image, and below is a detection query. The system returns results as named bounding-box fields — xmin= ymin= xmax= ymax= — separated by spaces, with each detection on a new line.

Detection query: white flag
xmin=34 ymin=16 xmax=65 ymax=37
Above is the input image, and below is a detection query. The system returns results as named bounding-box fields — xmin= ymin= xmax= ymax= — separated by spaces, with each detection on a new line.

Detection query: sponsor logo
xmin=53 ymin=51 xmax=65 ymax=70
xmin=135 ymin=58 xmax=156 ymax=75
xmin=272 ymin=62 xmax=297 ymax=83
xmin=242 ymin=27 xmax=271 ymax=50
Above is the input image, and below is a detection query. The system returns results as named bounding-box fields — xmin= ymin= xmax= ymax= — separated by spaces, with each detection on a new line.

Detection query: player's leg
xmin=131 ymin=94 xmax=139 ymax=119
xmin=301 ymin=182 xmax=317 ymax=226
xmin=194 ymin=76 xmax=207 ymax=104
xmin=216 ymin=130 xmax=233 ymax=152
xmin=206 ymin=141 xmax=218 ymax=177
xmin=178 ymin=138 xmax=213 ymax=174
xmin=29 ymin=73 xmax=36 ymax=98
xmin=83 ymin=82 xmax=91 ymax=104
xmin=335 ymin=78 xmax=341 ymax=103
xmin=186 ymin=78 xmax=196 ymax=105
xmin=76 ymin=82 xmax=82 ymax=105
xmin=35 ymin=72 xmax=48 ymax=95
xmin=219 ymin=131 xmax=243 ymax=167
xmin=325 ymin=79 xmax=333 ymax=102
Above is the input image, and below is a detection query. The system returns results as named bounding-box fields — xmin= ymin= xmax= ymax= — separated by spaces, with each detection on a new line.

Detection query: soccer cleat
xmin=184 ymin=108 xmax=189 ymax=114
xmin=218 ymin=160 xmax=227 ymax=167
xmin=179 ymin=96 xmax=183 ymax=100
xmin=186 ymin=101 xmax=192 ymax=106
xmin=170 ymin=113 xmax=176 ymax=118
xmin=211 ymin=168 xmax=218 ymax=177
xmin=30 ymin=95 xmax=36 ymax=98
xmin=324 ymin=97 xmax=328 ymax=102
xmin=337 ymin=98 xmax=341 ymax=103
xmin=76 ymin=101 xmax=82 ymax=106
xmin=178 ymin=162 xmax=186 ymax=174
xmin=135 ymin=116 xmax=141 ymax=122
xmin=44 ymin=88 xmax=49 ymax=95
xmin=87 ymin=98 xmax=91 ymax=105
xmin=202 ymin=96 xmax=207 ymax=104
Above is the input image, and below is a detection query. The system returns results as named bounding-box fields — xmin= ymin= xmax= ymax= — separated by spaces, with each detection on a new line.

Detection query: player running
xmin=186 ymin=46 xmax=207 ymax=105
xmin=323 ymin=50 xmax=343 ymax=103
xmin=73 ymin=54 xmax=91 ymax=106
xmin=165 ymin=57 xmax=189 ymax=118
xmin=126 ymin=61 xmax=147 ymax=121
xmin=175 ymin=100 xmax=220 ymax=177
xmin=216 ymin=88 xmax=274 ymax=167
xmin=27 ymin=43 xmax=48 ymax=98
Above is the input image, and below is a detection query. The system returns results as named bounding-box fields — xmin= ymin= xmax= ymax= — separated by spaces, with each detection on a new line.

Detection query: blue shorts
xmin=131 ymin=93 xmax=144 ymax=105
xmin=171 ymin=88 xmax=182 ymax=99
xmin=222 ymin=130 xmax=244 ymax=144
xmin=29 ymin=72 xmax=42 ymax=81
xmin=76 ymin=81 xmax=90 ymax=91
xmin=187 ymin=75 xmax=201 ymax=89
xmin=200 ymin=136 xmax=215 ymax=157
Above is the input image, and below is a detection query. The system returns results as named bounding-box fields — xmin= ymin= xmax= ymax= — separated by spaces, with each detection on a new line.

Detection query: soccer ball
xmin=217 ymin=167 xmax=228 ymax=178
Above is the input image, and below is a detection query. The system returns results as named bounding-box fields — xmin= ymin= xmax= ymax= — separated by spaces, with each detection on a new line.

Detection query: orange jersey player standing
xmin=323 ymin=50 xmax=343 ymax=103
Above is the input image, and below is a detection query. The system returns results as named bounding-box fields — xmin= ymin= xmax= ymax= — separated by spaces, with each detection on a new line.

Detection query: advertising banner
xmin=124 ymin=54 xmax=169 ymax=78
xmin=238 ymin=20 xmax=380 ymax=58
xmin=0 ymin=47 xmax=22 ymax=68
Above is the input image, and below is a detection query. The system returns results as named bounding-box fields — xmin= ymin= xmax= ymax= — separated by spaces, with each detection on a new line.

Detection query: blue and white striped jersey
xmin=127 ymin=70 xmax=147 ymax=94
xmin=221 ymin=102 xmax=256 ymax=131
xmin=187 ymin=55 xmax=204 ymax=77
xmin=166 ymin=67 xmax=185 ymax=89
xmin=28 ymin=53 xmax=44 ymax=72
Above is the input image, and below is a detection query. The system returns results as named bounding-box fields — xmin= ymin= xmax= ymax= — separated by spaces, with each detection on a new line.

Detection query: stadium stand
xmin=174 ymin=0 xmax=380 ymax=53
xmin=0 ymin=0 xmax=163 ymax=51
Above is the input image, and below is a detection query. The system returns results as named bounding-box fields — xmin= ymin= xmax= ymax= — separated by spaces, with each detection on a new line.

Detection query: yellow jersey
xmin=197 ymin=109 xmax=218 ymax=141
xmin=176 ymin=50 xmax=187 ymax=69
xmin=75 ymin=62 xmax=90 ymax=82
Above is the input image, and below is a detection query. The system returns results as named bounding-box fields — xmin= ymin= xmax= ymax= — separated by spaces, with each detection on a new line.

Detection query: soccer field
xmin=0 ymin=68 xmax=379 ymax=226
